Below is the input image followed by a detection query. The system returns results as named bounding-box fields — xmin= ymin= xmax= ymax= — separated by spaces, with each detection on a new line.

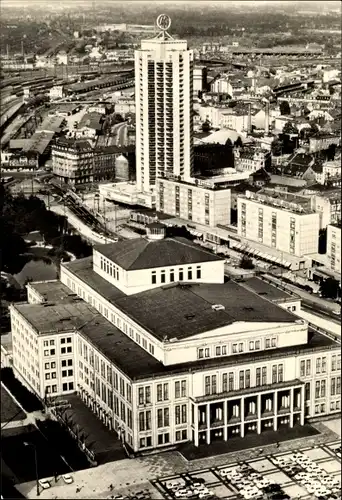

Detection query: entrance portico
xmin=191 ymin=380 xmax=305 ymax=447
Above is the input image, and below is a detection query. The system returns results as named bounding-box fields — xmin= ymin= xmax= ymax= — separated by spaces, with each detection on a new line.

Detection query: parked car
xmin=38 ymin=479 xmax=51 ymax=489
xmin=62 ymin=474 xmax=73 ymax=484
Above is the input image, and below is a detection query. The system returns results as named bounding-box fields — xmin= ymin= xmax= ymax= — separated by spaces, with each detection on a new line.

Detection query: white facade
xmin=135 ymin=32 xmax=194 ymax=193
xmin=326 ymin=224 xmax=341 ymax=274
xmin=49 ymin=85 xmax=64 ymax=101
xmin=156 ymin=177 xmax=231 ymax=227
xmin=315 ymin=160 xmax=341 ymax=185
xmin=211 ymin=77 xmax=233 ymax=97
xmin=238 ymin=192 xmax=320 ymax=257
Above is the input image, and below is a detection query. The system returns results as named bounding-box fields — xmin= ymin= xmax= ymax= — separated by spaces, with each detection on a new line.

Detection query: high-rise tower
xmin=135 ymin=14 xmax=194 ymax=193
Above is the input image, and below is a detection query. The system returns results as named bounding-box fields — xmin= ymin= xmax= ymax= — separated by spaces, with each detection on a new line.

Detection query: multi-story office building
xmin=10 ymin=223 xmax=340 ymax=453
xmin=326 ymin=223 xmax=341 ymax=274
xmin=193 ymin=66 xmax=207 ymax=96
xmin=237 ymin=191 xmax=320 ymax=257
xmin=52 ymin=140 xmax=94 ymax=186
xmin=135 ymin=16 xmax=194 ymax=193
xmin=156 ymin=175 xmax=231 ymax=226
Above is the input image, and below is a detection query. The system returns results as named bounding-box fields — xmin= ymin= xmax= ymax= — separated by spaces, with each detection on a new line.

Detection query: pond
xmin=14 ymin=248 xmax=58 ymax=287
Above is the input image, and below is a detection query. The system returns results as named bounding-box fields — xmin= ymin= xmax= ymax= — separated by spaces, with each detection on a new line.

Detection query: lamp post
xmin=23 ymin=442 xmax=39 ymax=497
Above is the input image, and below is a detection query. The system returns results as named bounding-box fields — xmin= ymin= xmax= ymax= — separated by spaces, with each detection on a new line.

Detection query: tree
xmin=202 ymin=120 xmax=211 ymax=133
xmin=234 ymin=136 xmax=243 ymax=148
xmin=271 ymin=137 xmax=283 ymax=157
xmin=327 ymin=143 xmax=336 ymax=161
xmin=280 ymin=100 xmax=291 ymax=116
xmin=319 ymin=278 xmax=341 ymax=300
xmin=318 ymin=228 xmax=327 ymax=254
xmin=239 ymin=255 xmax=255 ymax=270
xmin=283 ymin=121 xmax=299 ymax=136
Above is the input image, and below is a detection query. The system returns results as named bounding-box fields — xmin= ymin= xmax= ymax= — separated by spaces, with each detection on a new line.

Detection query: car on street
xmin=62 ymin=474 xmax=73 ymax=484
xmin=38 ymin=479 xmax=51 ymax=489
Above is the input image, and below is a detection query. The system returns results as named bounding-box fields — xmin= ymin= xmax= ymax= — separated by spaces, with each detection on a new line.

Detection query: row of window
xmin=100 ymin=256 xmax=120 ymax=281
xmin=151 ymin=266 xmax=201 ymax=285
xmin=44 ymin=346 xmax=72 ymax=357
xmin=43 ymin=337 xmax=72 ymax=347
xmin=204 ymin=365 xmax=284 ymax=396
xmin=45 ymin=381 xmax=74 ymax=394
xmin=300 ymin=355 xmax=341 ymax=377
xmin=138 ymin=380 xmax=187 ymax=405
xmin=139 ymin=429 xmax=188 ymax=449
xmin=138 ymin=404 xmax=188 ymax=432
xmin=198 ymin=338 xmax=276 ymax=360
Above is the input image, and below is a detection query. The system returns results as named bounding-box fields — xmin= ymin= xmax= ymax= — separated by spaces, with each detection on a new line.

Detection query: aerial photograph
xmin=0 ymin=0 xmax=341 ymax=499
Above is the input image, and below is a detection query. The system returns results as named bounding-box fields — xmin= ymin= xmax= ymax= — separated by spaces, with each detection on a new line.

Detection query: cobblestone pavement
xmin=17 ymin=420 xmax=340 ymax=499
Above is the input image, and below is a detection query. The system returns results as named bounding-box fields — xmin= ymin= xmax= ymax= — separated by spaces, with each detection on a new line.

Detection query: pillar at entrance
xmin=289 ymin=388 xmax=294 ymax=428
xmin=223 ymin=401 xmax=228 ymax=441
xmin=300 ymin=386 xmax=305 ymax=426
xmin=194 ymin=405 xmax=199 ymax=447
xmin=240 ymin=396 xmax=245 ymax=438
xmin=257 ymin=394 xmax=261 ymax=434
xmin=206 ymin=404 xmax=210 ymax=444
xmin=273 ymin=391 xmax=278 ymax=431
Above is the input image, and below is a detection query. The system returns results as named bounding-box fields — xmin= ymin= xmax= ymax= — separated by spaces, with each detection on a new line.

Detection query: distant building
xmin=193 ymin=66 xmax=207 ymax=95
xmin=114 ymin=98 xmax=136 ymax=116
xmin=75 ymin=113 xmax=103 ymax=140
xmin=326 ymin=223 xmax=341 ymax=275
xmin=313 ymin=160 xmax=341 ymax=185
xmin=235 ymin=148 xmax=271 ymax=173
xmin=194 ymin=142 xmax=234 ymax=176
xmin=309 ymin=133 xmax=341 ymax=153
xmin=49 ymin=85 xmax=65 ymax=101
xmin=156 ymin=174 xmax=231 ymax=227
xmin=237 ymin=190 xmax=320 ymax=259
xmin=52 ymin=140 xmax=94 ymax=186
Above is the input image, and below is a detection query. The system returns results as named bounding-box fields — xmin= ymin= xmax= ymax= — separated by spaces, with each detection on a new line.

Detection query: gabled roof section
xmin=94 ymin=237 xmax=223 ymax=271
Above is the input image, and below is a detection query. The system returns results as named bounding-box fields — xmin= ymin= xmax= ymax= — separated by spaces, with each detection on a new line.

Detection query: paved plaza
xmin=17 ymin=419 xmax=341 ymax=499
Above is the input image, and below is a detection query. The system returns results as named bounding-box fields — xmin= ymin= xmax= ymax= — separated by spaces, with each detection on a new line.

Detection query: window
xmin=249 ymin=341 xmax=254 ymax=351
xmin=187 ymin=268 xmax=192 ymax=280
xmin=196 ymin=266 xmax=201 ymax=279
xmin=45 ymin=363 xmax=50 ymax=370
xmin=179 ymin=269 xmax=184 ymax=281
xmin=50 ymin=349 xmax=55 ymax=355
xmin=151 ymin=272 xmax=157 ymax=284
xmin=300 ymin=360 xmax=305 ymax=377
xmin=62 ymin=383 xmax=68 ymax=391
xmin=256 ymin=368 xmax=261 ymax=386
xmin=61 ymin=338 xmax=66 ymax=344
xmin=45 ymin=373 xmax=50 ymax=380
xmin=315 ymin=381 xmax=320 ymax=398
xmin=262 ymin=367 xmax=267 ymax=385
xmin=272 ymin=365 xmax=278 ymax=384
xmin=175 ymin=381 xmax=180 ymax=398
xmin=228 ymin=372 xmax=234 ymax=391
xmin=239 ymin=371 xmax=244 ymax=390
xmin=157 ymin=384 xmax=163 ymax=402
xmin=278 ymin=364 xmax=283 ymax=383
xmin=170 ymin=269 xmax=175 ymax=282
xmin=232 ymin=344 xmax=237 ymax=354
xmin=316 ymin=358 xmax=321 ymax=374
xmin=212 ymin=375 xmax=217 ymax=394
xmin=331 ymin=378 xmax=336 ymax=396
xmin=198 ymin=348 xmax=210 ymax=359
xmin=255 ymin=341 xmax=261 ymax=350
xmin=322 ymin=357 xmax=326 ymax=373
xmin=265 ymin=339 xmax=271 ymax=349
xmin=205 ymin=376 xmax=210 ymax=396
xmin=337 ymin=376 xmax=341 ymax=395
xmin=181 ymin=380 xmax=186 ymax=397
xmin=222 ymin=373 xmax=227 ymax=392
xmin=306 ymin=360 xmax=311 ymax=376
xmin=271 ymin=338 xmax=277 ymax=347
xmin=238 ymin=343 xmax=243 ymax=353
xmin=321 ymin=380 xmax=326 ymax=398
xmin=305 ymin=382 xmax=311 ymax=401
xmin=245 ymin=369 xmax=250 ymax=388
xmin=161 ymin=270 xmax=166 ymax=283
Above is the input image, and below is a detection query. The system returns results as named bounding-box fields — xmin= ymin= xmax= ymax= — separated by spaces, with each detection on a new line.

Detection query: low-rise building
xmin=237 ymin=190 xmax=320 ymax=258
xmin=49 ymin=86 xmax=65 ymax=101
xmin=314 ymin=160 xmax=341 ymax=185
xmin=309 ymin=133 xmax=341 ymax=153
xmin=156 ymin=175 xmax=231 ymax=227
xmin=75 ymin=113 xmax=103 ymax=140
xmin=235 ymin=148 xmax=271 ymax=173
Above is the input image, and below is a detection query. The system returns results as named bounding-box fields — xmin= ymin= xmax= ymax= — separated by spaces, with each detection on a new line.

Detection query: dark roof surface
xmin=238 ymin=277 xmax=298 ymax=303
xmin=94 ymin=237 xmax=223 ymax=271
xmin=115 ymin=281 xmax=297 ymax=341
xmin=63 ymin=257 xmax=125 ymax=303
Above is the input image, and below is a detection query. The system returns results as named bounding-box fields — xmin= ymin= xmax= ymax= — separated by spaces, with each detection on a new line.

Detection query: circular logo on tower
xmin=156 ymin=14 xmax=171 ymax=31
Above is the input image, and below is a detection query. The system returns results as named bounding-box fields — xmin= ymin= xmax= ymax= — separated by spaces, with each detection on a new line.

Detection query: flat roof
xmin=94 ymin=237 xmax=223 ymax=271
xmin=28 ymin=280 xmax=78 ymax=303
xmin=63 ymin=257 xmax=125 ymax=304
xmin=12 ymin=296 xmax=339 ymax=381
xmin=115 ymin=281 xmax=297 ymax=342
xmin=238 ymin=277 xmax=298 ymax=303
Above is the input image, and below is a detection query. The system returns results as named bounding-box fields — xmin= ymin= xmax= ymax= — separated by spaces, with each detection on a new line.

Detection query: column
xmin=206 ymin=404 xmax=210 ymax=445
xmin=194 ymin=405 xmax=199 ymax=447
xmin=223 ymin=400 xmax=228 ymax=441
xmin=240 ymin=397 xmax=245 ymax=438
xmin=273 ymin=391 xmax=278 ymax=431
xmin=300 ymin=386 xmax=305 ymax=426
xmin=257 ymin=393 xmax=262 ymax=434
xmin=289 ymin=388 xmax=294 ymax=428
